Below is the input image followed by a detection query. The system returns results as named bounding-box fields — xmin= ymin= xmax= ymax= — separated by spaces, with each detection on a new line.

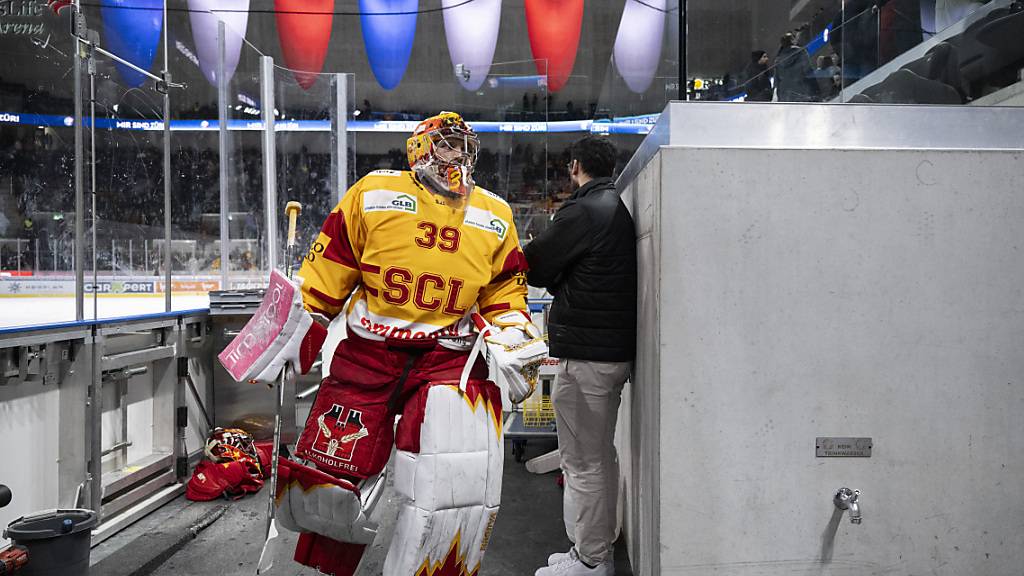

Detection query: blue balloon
xmin=359 ymin=0 xmax=418 ymax=90
xmin=100 ymin=0 xmax=164 ymax=88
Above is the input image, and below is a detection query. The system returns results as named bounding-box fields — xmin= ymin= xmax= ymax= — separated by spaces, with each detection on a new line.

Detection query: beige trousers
xmin=552 ymin=358 xmax=630 ymax=566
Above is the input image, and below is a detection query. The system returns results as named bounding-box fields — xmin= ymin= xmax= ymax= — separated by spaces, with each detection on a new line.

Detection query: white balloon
xmin=443 ymin=0 xmax=502 ymax=91
xmin=189 ymin=0 xmax=251 ymax=86
xmin=613 ymin=0 xmax=666 ymax=94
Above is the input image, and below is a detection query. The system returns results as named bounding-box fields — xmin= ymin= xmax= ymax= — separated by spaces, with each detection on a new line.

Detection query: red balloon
xmin=524 ymin=0 xmax=584 ymax=93
xmin=276 ymin=0 xmax=334 ymax=89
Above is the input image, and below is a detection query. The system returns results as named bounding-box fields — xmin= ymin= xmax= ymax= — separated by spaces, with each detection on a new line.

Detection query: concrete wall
xmin=627 ymin=143 xmax=1024 ymax=574
xmin=619 ymin=152 xmax=664 ymax=576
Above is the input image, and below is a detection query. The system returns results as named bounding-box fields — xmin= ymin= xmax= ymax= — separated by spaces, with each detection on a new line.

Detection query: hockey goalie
xmin=219 ymin=111 xmax=547 ymax=575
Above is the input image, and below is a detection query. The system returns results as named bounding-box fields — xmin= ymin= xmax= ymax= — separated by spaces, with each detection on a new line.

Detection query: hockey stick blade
xmin=255 ymin=519 xmax=279 ymax=574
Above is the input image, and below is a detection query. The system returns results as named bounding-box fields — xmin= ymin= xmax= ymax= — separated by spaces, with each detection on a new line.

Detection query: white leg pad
xmin=384 ymin=383 xmax=503 ymax=575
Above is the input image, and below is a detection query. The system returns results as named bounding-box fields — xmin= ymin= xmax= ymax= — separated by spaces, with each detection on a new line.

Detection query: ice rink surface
xmin=0 ymin=295 xmax=211 ymax=329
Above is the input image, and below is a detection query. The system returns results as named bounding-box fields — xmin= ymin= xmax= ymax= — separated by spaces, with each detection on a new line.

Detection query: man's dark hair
xmin=569 ymin=135 xmax=617 ymax=179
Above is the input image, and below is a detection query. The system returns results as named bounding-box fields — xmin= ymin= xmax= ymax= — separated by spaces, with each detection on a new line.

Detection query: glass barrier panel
xmin=451 ymin=59 xmax=551 ymax=242
xmin=70 ymin=0 xmax=168 ymax=473
xmin=273 ymin=66 xmax=355 ymax=275
xmin=682 ymin=0 xmax=835 ymax=103
xmin=70 ymin=0 xmax=169 ymax=321
xmin=223 ymin=24 xmax=267 ymax=289
xmin=166 ymin=6 xmax=221 ymax=307
xmin=838 ymin=0 xmax=1024 ymax=105
xmin=0 ymin=8 xmax=79 ymax=328
xmin=589 ymin=0 xmax=682 ymax=115
xmin=681 ymin=0 xmax=1023 ymax=106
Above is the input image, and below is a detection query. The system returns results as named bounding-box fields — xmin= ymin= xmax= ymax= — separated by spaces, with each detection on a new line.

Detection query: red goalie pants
xmin=292 ymin=333 xmax=494 ymax=575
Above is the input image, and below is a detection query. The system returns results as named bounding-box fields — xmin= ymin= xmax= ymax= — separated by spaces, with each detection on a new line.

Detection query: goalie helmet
xmin=406 ymin=111 xmax=479 ymax=200
xmin=204 ymin=427 xmax=264 ymax=479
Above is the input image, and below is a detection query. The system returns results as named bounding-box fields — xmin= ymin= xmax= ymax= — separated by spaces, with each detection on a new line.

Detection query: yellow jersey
xmin=297 ymin=169 xmax=528 ymax=345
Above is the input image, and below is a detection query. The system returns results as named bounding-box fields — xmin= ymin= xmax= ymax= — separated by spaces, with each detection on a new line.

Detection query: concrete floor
xmin=90 ymin=437 xmax=633 ymax=575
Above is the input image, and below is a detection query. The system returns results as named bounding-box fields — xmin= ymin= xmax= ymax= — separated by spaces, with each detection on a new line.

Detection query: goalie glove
xmin=217 ymin=270 xmax=328 ymax=384
xmin=472 ymin=310 xmax=547 ymax=404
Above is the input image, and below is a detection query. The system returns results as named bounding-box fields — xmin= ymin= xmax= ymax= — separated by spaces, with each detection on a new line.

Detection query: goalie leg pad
xmin=384 ymin=380 xmax=503 ymax=576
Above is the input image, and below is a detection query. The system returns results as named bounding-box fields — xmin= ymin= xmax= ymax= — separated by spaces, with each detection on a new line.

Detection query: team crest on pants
xmin=310 ymin=403 xmax=368 ymax=462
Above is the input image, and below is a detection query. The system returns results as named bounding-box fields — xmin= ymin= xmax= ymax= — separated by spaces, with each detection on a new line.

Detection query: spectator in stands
xmin=814 ymin=54 xmax=842 ymax=100
xmin=775 ymin=32 xmax=820 ymax=102
xmin=742 ymin=50 xmax=773 ymax=101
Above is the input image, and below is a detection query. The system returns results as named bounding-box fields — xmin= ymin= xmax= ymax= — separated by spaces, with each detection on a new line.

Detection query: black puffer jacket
xmin=524 ymin=178 xmax=637 ymax=362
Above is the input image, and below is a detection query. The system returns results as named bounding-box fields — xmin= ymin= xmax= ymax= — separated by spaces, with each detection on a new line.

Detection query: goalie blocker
xmin=217 ymin=270 xmax=327 ymax=384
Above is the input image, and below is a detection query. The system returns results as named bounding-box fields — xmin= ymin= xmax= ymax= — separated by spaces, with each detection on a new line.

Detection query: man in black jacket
xmin=525 ymin=135 xmax=636 ymax=576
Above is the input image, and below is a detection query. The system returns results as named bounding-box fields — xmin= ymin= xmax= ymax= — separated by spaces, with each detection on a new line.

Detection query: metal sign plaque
xmin=816 ymin=437 xmax=872 ymax=457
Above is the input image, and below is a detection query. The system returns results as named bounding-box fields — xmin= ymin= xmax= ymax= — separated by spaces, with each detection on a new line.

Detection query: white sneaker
xmin=548 ymin=548 xmax=613 ymax=567
xmin=535 ymin=548 xmax=614 ymax=576
xmin=547 ymin=549 xmax=573 ymax=566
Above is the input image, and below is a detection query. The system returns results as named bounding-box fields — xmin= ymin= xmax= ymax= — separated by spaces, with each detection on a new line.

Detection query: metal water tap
xmin=834 ymin=487 xmax=862 ymax=524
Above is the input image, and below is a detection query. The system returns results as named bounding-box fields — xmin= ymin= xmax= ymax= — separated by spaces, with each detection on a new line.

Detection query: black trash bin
xmin=3 ymin=509 xmax=97 ymax=576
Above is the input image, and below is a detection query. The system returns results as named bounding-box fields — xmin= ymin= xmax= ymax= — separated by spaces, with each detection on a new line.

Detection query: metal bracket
xmin=101 ymin=344 xmax=175 ymax=372
xmin=154 ymin=71 xmax=185 ymax=94
xmin=297 ymin=382 xmax=321 ymax=400
xmin=70 ymin=14 xmax=183 ymax=91
xmin=101 ymin=441 xmax=133 ymax=458
xmin=101 ymin=365 xmax=148 ymax=383
xmin=179 ymin=358 xmax=213 ymax=433
xmin=2 ymin=345 xmax=46 ymax=386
